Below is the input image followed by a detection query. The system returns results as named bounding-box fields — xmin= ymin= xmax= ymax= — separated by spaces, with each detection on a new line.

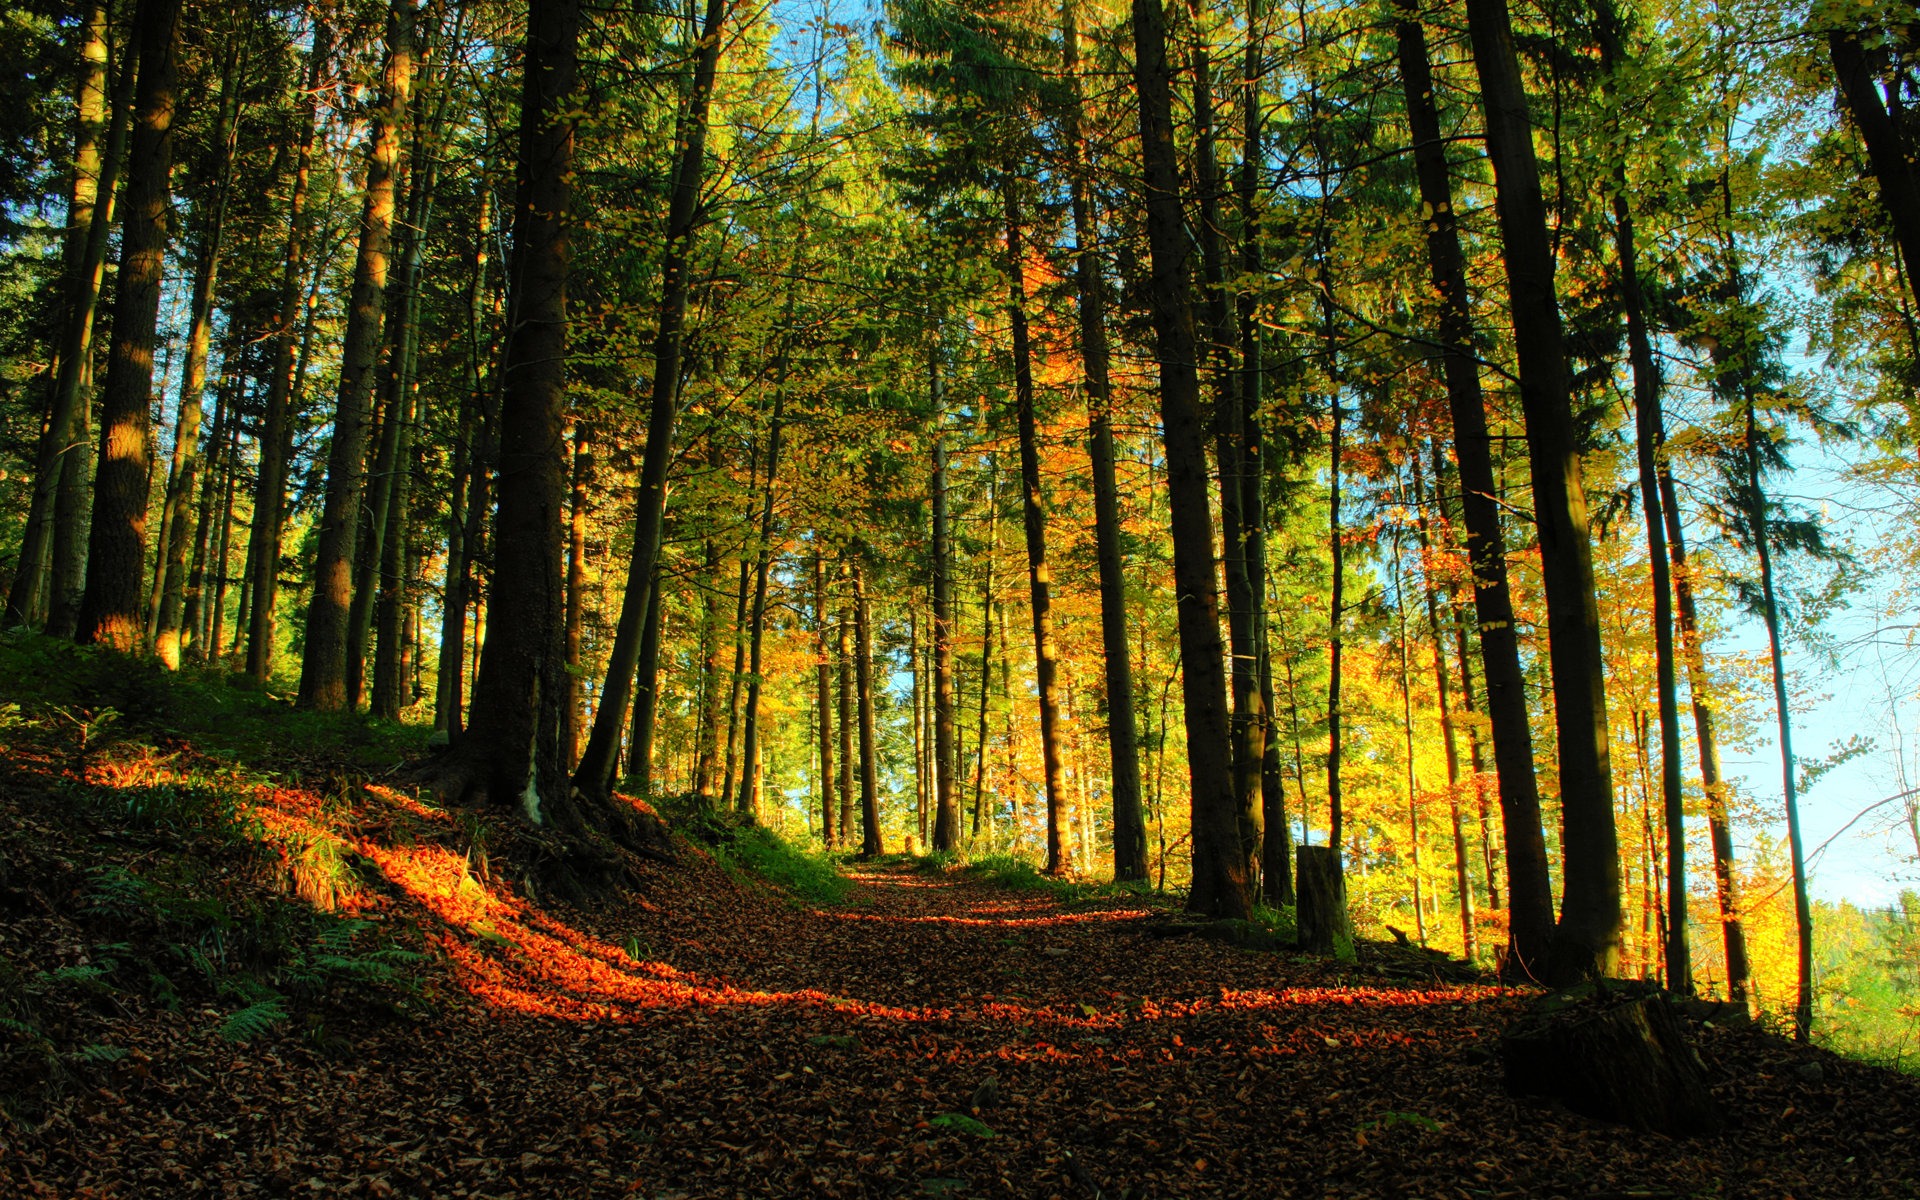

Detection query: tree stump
xmin=1295 ymin=845 xmax=1352 ymax=959
xmin=1502 ymin=989 xmax=1722 ymax=1136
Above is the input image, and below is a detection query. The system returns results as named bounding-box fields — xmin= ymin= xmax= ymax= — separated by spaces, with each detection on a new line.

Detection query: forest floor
xmin=2 ymin=639 xmax=1918 ymax=1198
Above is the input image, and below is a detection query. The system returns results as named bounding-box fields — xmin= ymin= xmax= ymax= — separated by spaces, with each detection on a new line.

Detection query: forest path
xmin=7 ymin=755 xmax=1917 ymax=1200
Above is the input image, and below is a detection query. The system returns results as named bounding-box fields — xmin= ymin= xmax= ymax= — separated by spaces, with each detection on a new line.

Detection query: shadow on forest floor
xmin=2 ymin=635 xmax=1918 ymax=1197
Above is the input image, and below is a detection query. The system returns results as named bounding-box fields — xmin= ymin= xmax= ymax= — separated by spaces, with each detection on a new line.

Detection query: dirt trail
xmin=6 ymin=779 xmax=1918 ymax=1199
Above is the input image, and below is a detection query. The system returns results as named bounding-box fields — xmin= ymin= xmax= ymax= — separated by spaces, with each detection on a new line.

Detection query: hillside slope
xmin=1 ymin=639 xmax=1914 ymax=1198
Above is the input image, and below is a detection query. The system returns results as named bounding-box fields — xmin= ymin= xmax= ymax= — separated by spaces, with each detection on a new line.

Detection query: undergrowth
xmin=660 ymin=797 xmax=852 ymax=907
xmin=0 ymin=632 xmax=433 ymax=1123
xmin=958 ymin=853 xmax=1158 ymax=904
xmin=0 ymin=630 xmax=426 ymax=775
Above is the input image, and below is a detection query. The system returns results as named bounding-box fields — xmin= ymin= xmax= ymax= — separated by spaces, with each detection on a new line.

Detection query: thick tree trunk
xmin=1504 ymin=990 xmax=1721 ymax=1135
xmin=1462 ymin=0 xmax=1620 ymax=981
xmin=425 ymin=0 xmax=605 ymax=844
xmin=298 ymin=0 xmax=413 ymax=709
xmin=1131 ymin=0 xmax=1249 ymax=918
xmin=6 ymin=2 xmax=119 ymax=631
xmin=1185 ymin=1 xmax=1266 ymax=879
xmin=75 ymin=0 xmax=184 ymax=652
xmin=853 ymin=558 xmax=883 ymax=858
xmin=571 ymin=0 xmax=727 ymax=798
xmin=1061 ymin=1 xmax=1145 ymax=881
xmin=247 ymin=17 xmax=329 ymax=683
xmin=1396 ymin=3 xmax=1554 ymax=974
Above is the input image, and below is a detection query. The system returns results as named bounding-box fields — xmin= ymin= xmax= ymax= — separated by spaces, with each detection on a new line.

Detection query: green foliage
xmin=1815 ymin=894 xmax=1920 ymax=1073
xmin=116 ymin=780 xmax=262 ymax=840
xmin=666 ymin=797 xmax=853 ymax=907
xmin=960 ymin=854 xmax=1148 ymax=904
xmin=709 ymin=824 xmax=853 ymax=907
xmin=219 ymin=998 xmax=289 ymax=1043
xmin=0 ymin=631 xmax=428 ymax=776
xmin=929 ymin=1112 xmax=995 ymax=1138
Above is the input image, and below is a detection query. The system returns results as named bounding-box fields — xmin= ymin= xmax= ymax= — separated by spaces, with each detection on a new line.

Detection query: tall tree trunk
xmin=694 ymin=538 xmax=724 ymax=802
xmin=155 ymin=40 xmax=241 ymax=667
xmin=628 ymin=563 xmax=665 ymax=793
xmin=1185 ymin=0 xmax=1266 ymax=879
xmin=1661 ymin=469 xmax=1753 ymax=1008
xmin=1594 ymin=0 xmax=1688 ymax=992
xmin=298 ymin=0 xmax=413 ymax=708
xmin=737 ymin=392 xmax=786 ymax=819
xmin=1004 ymin=184 xmax=1072 ymax=875
xmin=1393 ymin=526 xmax=1428 ymax=947
xmin=929 ymin=339 xmax=960 ymax=852
xmin=837 ymin=595 xmax=856 ymax=843
xmin=1060 ymin=0 xmax=1145 ymax=880
xmin=1395 ymin=5 xmax=1553 ymax=973
xmin=721 ymin=454 xmax=756 ymax=807
xmin=7 ymin=2 xmax=120 ymax=630
xmin=853 ymin=557 xmax=882 ymax=857
xmin=1462 ymin=0 xmax=1621 ymax=982
xmin=815 ymin=549 xmax=838 ymax=846
xmin=182 ymin=369 xmax=229 ymax=657
xmin=434 ymin=181 xmax=496 ymax=728
xmin=1131 ymin=0 xmax=1249 ymax=918
xmin=364 ymin=134 xmax=442 ymax=713
xmin=75 ymin=0 xmax=184 ymax=652
xmin=562 ymin=425 xmax=592 ymax=760
xmin=1327 ymin=390 xmax=1345 ymax=854
xmin=972 ymin=459 xmax=1000 ymax=840
xmin=247 ymin=14 xmax=329 ymax=683
xmin=425 ymin=0 xmax=587 ymax=835
xmin=208 ymin=408 xmax=241 ymax=660
xmin=571 ymin=0 xmax=727 ymax=798
xmin=1241 ymin=0 xmax=1289 ymax=907
xmin=1743 ymin=376 xmax=1813 ymax=1040
xmin=1413 ymin=454 xmax=1476 ymax=961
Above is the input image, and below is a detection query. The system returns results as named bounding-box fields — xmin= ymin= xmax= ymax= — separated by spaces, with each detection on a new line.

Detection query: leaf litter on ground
xmin=1 ymin=695 xmax=1918 ymax=1198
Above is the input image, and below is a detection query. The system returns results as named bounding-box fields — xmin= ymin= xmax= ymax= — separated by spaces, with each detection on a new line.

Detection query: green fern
xmin=71 ymin=1044 xmax=129 ymax=1065
xmin=218 ymin=998 xmax=287 ymax=1043
xmin=37 ymin=962 xmax=112 ymax=989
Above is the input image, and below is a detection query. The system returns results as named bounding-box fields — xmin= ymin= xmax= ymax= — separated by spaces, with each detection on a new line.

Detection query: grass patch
xmin=0 ymin=630 xmax=428 ymax=776
xmin=958 ymin=853 xmax=1155 ymax=904
xmin=690 ymin=817 xmax=852 ymax=907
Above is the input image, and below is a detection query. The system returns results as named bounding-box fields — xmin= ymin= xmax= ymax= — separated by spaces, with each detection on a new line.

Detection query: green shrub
xmin=709 ymin=824 xmax=852 ymax=907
